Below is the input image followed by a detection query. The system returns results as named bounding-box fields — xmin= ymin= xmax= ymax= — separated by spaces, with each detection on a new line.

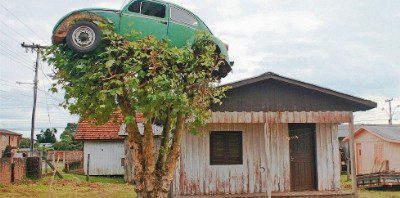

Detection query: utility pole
xmin=21 ymin=42 xmax=47 ymax=156
xmin=385 ymin=98 xmax=393 ymax=125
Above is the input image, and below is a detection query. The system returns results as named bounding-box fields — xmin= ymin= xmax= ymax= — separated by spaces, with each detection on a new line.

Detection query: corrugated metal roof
xmin=340 ymin=124 xmax=400 ymax=142
xmin=221 ymin=72 xmax=377 ymax=110
xmin=0 ymin=129 xmax=22 ymax=136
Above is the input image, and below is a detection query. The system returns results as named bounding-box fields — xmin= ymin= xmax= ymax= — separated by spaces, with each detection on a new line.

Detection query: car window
xmin=128 ymin=1 xmax=141 ymax=13
xmin=128 ymin=1 xmax=166 ymax=18
xmin=170 ymin=6 xmax=198 ymax=26
xmin=141 ymin=1 xmax=166 ymax=18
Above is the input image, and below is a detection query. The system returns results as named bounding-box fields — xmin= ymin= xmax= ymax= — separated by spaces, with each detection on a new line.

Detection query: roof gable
xmin=212 ymin=72 xmax=376 ymax=112
xmin=343 ymin=125 xmax=400 ymax=143
xmin=0 ymin=129 xmax=22 ymax=136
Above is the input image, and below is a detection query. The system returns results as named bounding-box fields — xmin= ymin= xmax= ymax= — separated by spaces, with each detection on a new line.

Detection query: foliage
xmin=36 ymin=128 xmax=57 ymax=143
xmin=2 ymin=145 xmax=12 ymax=157
xmin=60 ymin=123 xmax=77 ymax=142
xmin=19 ymin=137 xmax=31 ymax=148
xmin=53 ymin=123 xmax=83 ymax=150
xmin=44 ymin=22 xmax=229 ymax=196
xmin=44 ymin=23 xmax=227 ymax=132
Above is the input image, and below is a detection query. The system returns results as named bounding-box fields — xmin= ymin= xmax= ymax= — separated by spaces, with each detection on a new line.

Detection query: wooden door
xmin=356 ymin=143 xmax=362 ymax=174
xmin=289 ymin=124 xmax=317 ymax=191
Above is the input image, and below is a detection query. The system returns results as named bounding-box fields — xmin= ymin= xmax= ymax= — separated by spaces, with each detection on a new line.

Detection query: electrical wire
xmin=0 ymin=2 xmax=49 ymax=44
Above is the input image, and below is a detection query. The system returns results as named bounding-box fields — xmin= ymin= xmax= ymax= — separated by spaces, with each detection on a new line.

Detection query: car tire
xmin=66 ymin=21 xmax=101 ymax=54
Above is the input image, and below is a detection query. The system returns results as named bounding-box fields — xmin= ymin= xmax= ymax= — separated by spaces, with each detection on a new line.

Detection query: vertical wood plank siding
xmin=315 ymin=124 xmax=341 ymax=191
xmin=173 ymin=123 xmax=340 ymax=196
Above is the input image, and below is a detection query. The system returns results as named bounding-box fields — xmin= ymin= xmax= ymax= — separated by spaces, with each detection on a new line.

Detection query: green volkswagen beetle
xmin=52 ymin=0 xmax=232 ymax=77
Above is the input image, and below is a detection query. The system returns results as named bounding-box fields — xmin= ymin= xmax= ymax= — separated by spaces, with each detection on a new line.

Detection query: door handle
xmin=159 ymin=21 xmax=167 ymax=25
xmin=290 ymin=156 xmax=294 ymax=162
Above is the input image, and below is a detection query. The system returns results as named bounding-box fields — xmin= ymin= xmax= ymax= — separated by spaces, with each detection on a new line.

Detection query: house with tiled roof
xmin=75 ymin=113 xmax=162 ymax=176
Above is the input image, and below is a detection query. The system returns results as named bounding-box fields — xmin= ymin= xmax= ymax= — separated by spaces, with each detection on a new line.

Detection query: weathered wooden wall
xmin=354 ymin=131 xmax=400 ymax=174
xmin=173 ymin=123 xmax=341 ymax=196
xmin=208 ymin=111 xmax=351 ymax=124
xmin=83 ymin=141 xmax=125 ymax=175
xmin=315 ymin=123 xmax=341 ymax=191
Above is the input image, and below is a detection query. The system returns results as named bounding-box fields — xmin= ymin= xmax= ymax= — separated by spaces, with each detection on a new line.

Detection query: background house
xmin=0 ymin=129 xmax=22 ymax=157
xmin=171 ymin=72 xmax=376 ymax=196
xmin=75 ymin=114 xmax=126 ymax=176
xmin=343 ymin=125 xmax=400 ymax=175
xmin=75 ymin=114 xmax=162 ymax=177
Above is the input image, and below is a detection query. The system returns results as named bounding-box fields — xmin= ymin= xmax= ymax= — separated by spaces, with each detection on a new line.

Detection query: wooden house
xmin=343 ymin=125 xmax=400 ymax=175
xmin=171 ymin=72 xmax=376 ymax=197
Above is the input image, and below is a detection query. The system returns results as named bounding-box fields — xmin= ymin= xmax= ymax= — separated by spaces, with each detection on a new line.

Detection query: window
xmin=128 ymin=1 xmax=166 ymax=18
xmin=128 ymin=1 xmax=141 ymax=13
xmin=170 ymin=6 xmax=198 ymax=26
xmin=121 ymin=158 xmax=125 ymax=167
xmin=210 ymin=131 xmax=242 ymax=165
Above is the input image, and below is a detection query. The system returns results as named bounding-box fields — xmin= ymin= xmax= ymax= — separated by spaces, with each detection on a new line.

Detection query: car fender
xmin=52 ymin=10 xmax=118 ymax=44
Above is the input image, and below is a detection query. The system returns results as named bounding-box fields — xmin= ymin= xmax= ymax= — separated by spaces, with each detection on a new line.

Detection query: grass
xmin=1 ymin=172 xmax=399 ymax=197
xmin=0 ymin=173 xmax=136 ymax=198
xmin=340 ymin=174 xmax=400 ymax=198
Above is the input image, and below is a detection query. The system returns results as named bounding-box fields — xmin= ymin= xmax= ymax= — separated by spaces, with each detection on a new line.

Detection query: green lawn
xmin=0 ymin=173 xmax=136 ymax=198
xmin=1 ymin=173 xmax=399 ymax=197
xmin=341 ymin=174 xmax=400 ymax=198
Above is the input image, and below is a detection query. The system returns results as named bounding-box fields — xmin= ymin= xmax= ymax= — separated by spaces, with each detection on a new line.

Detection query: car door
xmin=120 ymin=0 xmax=168 ymax=41
xmin=168 ymin=6 xmax=199 ymax=47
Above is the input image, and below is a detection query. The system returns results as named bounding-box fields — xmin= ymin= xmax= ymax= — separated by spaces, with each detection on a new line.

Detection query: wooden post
xmin=264 ymin=123 xmax=272 ymax=198
xmin=349 ymin=114 xmax=358 ymax=196
xmin=63 ymin=151 xmax=66 ymax=165
xmin=86 ymin=154 xmax=90 ymax=182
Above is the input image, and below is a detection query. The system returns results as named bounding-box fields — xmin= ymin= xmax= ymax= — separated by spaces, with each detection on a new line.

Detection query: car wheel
xmin=66 ymin=21 xmax=101 ymax=54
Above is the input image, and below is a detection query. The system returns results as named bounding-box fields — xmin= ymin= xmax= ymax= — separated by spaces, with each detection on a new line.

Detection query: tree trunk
xmin=124 ymin=112 xmax=185 ymax=198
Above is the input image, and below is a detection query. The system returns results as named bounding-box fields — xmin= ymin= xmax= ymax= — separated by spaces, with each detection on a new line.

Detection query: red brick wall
xmin=0 ymin=158 xmax=11 ymax=185
xmin=46 ymin=150 xmax=83 ymax=162
xmin=13 ymin=158 xmax=26 ymax=183
xmin=0 ymin=134 xmax=21 ymax=157
xmin=0 ymin=157 xmax=26 ymax=185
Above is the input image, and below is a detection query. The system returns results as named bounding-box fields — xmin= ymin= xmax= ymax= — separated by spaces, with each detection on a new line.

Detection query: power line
xmin=0 ymin=49 xmax=35 ymax=70
xmin=0 ymin=2 xmax=49 ymax=44
xmin=0 ymin=19 xmax=33 ymax=43
xmin=0 ymin=42 xmax=35 ymax=64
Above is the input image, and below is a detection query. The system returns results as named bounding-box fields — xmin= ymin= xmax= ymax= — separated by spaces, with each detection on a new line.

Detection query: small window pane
xmin=210 ymin=131 xmax=242 ymax=165
xmin=141 ymin=2 xmax=166 ymax=18
xmin=128 ymin=1 xmax=141 ymax=13
xmin=170 ymin=6 xmax=198 ymax=26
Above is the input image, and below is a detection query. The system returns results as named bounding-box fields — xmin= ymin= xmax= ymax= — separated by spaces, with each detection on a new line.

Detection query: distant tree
xmin=53 ymin=123 xmax=83 ymax=150
xmin=19 ymin=138 xmax=31 ymax=148
xmin=60 ymin=123 xmax=77 ymax=142
xmin=36 ymin=128 xmax=57 ymax=143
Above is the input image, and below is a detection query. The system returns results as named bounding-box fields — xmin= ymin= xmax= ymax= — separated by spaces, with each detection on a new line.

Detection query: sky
xmin=0 ymin=0 xmax=399 ymax=138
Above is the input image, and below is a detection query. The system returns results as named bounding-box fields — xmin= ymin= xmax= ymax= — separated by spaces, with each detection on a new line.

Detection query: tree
xmin=60 ymin=123 xmax=77 ymax=142
xmin=53 ymin=123 xmax=83 ymax=150
xmin=45 ymin=23 xmax=229 ymax=197
xmin=36 ymin=128 xmax=57 ymax=143
xmin=19 ymin=137 xmax=31 ymax=148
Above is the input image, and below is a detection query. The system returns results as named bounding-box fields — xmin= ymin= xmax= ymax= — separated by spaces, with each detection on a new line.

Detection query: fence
xmin=45 ymin=150 xmax=83 ymax=163
xmin=0 ymin=157 xmax=26 ymax=185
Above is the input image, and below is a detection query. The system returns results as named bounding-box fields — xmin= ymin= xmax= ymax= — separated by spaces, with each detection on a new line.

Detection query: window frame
xmin=209 ymin=131 xmax=243 ymax=165
xmin=128 ymin=0 xmax=167 ymax=19
xmin=169 ymin=6 xmax=198 ymax=27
